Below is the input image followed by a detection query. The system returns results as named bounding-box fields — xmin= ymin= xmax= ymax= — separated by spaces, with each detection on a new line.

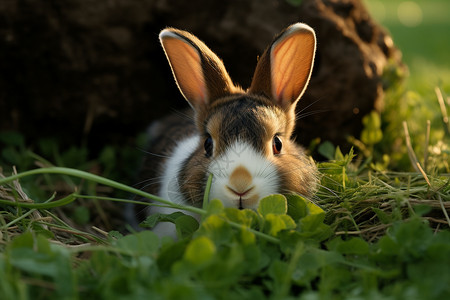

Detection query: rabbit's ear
xmin=249 ymin=23 xmax=316 ymax=111
xmin=159 ymin=28 xmax=236 ymax=110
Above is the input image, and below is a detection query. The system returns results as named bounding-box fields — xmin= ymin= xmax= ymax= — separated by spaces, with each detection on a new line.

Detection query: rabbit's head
xmin=159 ymin=23 xmax=318 ymax=209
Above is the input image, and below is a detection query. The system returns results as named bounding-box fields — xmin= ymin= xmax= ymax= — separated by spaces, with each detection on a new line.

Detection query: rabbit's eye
xmin=204 ymin=135 xmax=213 ymax=157
xmin=272 ymin=135 xmax=282 ymax=155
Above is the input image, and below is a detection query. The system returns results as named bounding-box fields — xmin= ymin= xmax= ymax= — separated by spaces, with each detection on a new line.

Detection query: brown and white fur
xmin=137 ymin=23 xmax=319 ymax=237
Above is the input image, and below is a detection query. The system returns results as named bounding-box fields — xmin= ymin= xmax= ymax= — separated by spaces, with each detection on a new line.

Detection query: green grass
xmin=0 ymin=147 xmax=449 ymax=299
xmin=366 ymin=0 xmax=450 ymax=78
xmin=0 ymin=1 xmax=449 ymax=298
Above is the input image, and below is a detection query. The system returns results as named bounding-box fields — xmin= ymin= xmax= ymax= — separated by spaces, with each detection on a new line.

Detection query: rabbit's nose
xmin=228 ymin=165 xmax=253 ymax=192
xmin=227 ymin=165 xmax=259 ymax=209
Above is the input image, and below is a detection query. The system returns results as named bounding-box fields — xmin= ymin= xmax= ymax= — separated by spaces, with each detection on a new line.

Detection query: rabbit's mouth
xmin=225 ymin=185 xmax=259 ymax=210
xmin=237 ymin=194 xmax=260 ymax=210
xmin=226 ymin=185 xmax=254 ymax=197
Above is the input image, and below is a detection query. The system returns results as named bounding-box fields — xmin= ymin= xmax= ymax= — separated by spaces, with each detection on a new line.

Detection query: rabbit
xmin=134 ymin=23 xmax=319 ymax=237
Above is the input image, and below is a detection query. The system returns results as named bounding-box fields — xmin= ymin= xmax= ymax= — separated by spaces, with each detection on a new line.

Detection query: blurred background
xmin=364 ymin=0 xmax=449 ymax=170
xmin=365 ymin=0 xmax=450 ymax=88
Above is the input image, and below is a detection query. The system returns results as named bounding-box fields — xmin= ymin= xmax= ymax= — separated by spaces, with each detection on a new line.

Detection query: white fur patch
xmin=150 ymin=135 xmax=200 ymax=238
xmin=208 ymin=141 xmax=279 ymax=209
xmin=158 ymin=135 xmax=200 ymax=204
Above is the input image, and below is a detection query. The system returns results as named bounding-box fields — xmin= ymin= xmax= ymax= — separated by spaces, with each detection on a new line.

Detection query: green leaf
xmin=224 ymin=207 xmax=258 ymax=227
xmin=294 ymin=247 xmax=344 ymax=286
xmin=318 ymin=141 xmax=335 ymax=160
xmin=318 ymin=162 xmax=345 ymax=174
xmin=267 ymin=259 xmax=290 ymax=293
xmin=334 ymin=146 xmax=345 ymax=161
xmin=377 ymin=235 xmax=400 ymax=257
xmin=175 ymin=215 xmax=199 ymax=239
xmin=327 ymin=237 xmax=369 ymax=255
xmin=114 ymin=230 xmax=160 ymax=255
xmin=412 ymin=204 xmax=432 ymax=217
xmin=284 ymin=195 xmax=328 ymax=241
xmin=239 ymin=229 xmax=256 ymax=245
xmin=10 ymin=248 xmax=58 ymax=277
xmin=287 ymin=194 xmax=324 ymax=220
xmin=199 ymin=215 xmax=234 ymax=245
xmin=107 ymin=230 xmax=124 ymax=240
xmin=297 ymin=211 xmax=332 ymax=242
xmin=264 ymin=214 xmax=296 ymax=236
xmin=279 ymin=231 xmax=303 ymax=254
xmin=10 ymin=231 xmax=34 ymax=249
xmin=140 ymin=211 xmax=186 ymax=228
xmin=1 ymin=147 xmax=21 ymax=165
xmin=286 ymin=194 xmax=308 ymax=220
xmin=205 ymin=198 xmax=224 ymax=217
xmin=0 ymin=131 xmax=25 ymax=147
xmin=183 ymin=236 xmax=216 ymax=266
xmin=221 ymin=208 xmax=259 ymax=244
xmin=8 ymin=234 xmax=77 ymax=297
xmin=299 ymin=212 xmax=325 ymax=232
xmin=305 ymin=200 xmax=324 ymax=216
xmin=258 ymin=194 xmax=287 ymax=217
xmin=390 ymin=218 xmax=434 ymax=259
xmin=157 ymin=239 xmax=189 ymax=272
